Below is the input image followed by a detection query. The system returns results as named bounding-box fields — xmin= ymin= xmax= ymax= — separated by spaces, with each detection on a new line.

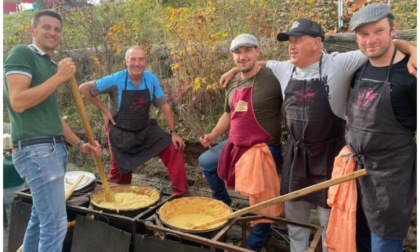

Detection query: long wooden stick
xmin=16 ymin=175 xmax=85 ymax=252
xmin=69 ymin=76 xmax=115 ymax=202
xmin=64 ymin=174 xmax=85 ymax=199
xmin=192 ymin=169 xmax=367 ymax=229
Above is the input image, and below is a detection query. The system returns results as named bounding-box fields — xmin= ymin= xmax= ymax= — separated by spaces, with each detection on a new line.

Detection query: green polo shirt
xmin=4 ymin=44 xmax=63 ymax=142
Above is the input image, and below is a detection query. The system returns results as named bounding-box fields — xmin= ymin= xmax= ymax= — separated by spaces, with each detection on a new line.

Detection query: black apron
xmin=346 ymin=49 xmax=416 ymax=240
xmin=282 ymin=57 xmax=346 ymax=208
xmin=109 ymin=71 xmax=172 ymax=175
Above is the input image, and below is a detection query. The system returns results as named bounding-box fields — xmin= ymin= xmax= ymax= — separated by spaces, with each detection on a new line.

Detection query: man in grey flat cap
xmin=198 ymin=33 xmax=283 ymax=251
xmin=220 ymin=18 xmax=416 ymax=252
xmin=346 ymin=3 xmax=417 ymax=251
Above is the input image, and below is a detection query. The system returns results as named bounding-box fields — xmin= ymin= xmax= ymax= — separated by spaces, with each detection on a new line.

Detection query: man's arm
xmin=79 ymin=81 xmax=115 ymax=127
xmin=160 ymin=103 xmax=176 ymax=133
xmin=62 ymin=119 xmax=101 ymax=155
xmin=160 ymin=103 xmax=185 ymax=151
xmin=394 ymin=40 xmax=417 ymax=76
xmin=7 ymin=58 xmax=75 ymax=113
xmin=200 ymin=112 xmax=230 ymax=148
xmin=219 ymin=61 xmax=267 ymax=88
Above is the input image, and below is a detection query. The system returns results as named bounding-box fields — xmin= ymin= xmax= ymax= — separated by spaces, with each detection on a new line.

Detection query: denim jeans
xmin=246 ymin=223 xmax=272 ymax=251
xmin=12 ymin=142 xmax=68 ymax=252
xmin=198 ymin=139 xmax=282 ymax=251
xmin=371 ymin=232 xmax=403 ymax=252
xmin=357 ymin=231 xmax=404 ymax=252
xmin=198 ymin=139 xmax=231 ymax=205
xmin=356 ymin=201 xmax=403 ymax=252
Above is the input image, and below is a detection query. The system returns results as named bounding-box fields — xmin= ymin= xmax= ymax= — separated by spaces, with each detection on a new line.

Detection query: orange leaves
xmin=165 ymin=2 xmax=228 ymax=113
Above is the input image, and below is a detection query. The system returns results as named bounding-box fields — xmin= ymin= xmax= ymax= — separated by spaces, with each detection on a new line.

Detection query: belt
xmin=13 ymin=136 xmax=65 ymax=149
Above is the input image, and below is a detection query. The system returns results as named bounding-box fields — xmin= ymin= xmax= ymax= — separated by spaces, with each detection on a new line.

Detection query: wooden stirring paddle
xmin=192 ymin=169 xmax=367 ymax=229
xmin=69 ymin=76 xmax=115 ymax=202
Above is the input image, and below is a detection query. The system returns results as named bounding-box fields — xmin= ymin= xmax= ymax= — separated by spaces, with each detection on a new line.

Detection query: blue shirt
xmin=95 ymin=69 xmax=165 ymax=110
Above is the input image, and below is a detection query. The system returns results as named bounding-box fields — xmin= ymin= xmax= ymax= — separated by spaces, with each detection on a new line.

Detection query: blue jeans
xmin=198 ymin=139 xmax=282 ymax=251
xmin=12 ymin=142 xmax=68 ymax=252
xmin=356 ymin=200 xmax=403 ymax=252
xmin=198 ymin=139 xmax=231 ymax=205
xmin=357 ymin=231 xmax=404 ymax=252
xmin=371 ymin=233 xmax=403 ymax=252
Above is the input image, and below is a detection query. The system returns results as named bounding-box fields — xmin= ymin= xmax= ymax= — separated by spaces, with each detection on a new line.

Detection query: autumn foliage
xmin=3 ymin=0 xmax=417 ymax=142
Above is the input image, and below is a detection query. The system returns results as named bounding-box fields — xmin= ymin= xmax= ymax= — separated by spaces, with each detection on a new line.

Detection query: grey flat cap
xmin=350 ymin=3 xmax=394 ymax=32
xmin=230 ymin=34 xmax=259 ymax=52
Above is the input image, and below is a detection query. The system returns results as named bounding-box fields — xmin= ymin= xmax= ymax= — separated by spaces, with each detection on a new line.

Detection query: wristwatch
xmin=76 ymin=140 xmax=85 ymax=149
xmin=170 ymin=130 xmax=177 ymax=134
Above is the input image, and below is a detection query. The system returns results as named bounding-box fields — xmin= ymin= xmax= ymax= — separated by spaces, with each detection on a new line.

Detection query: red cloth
xmin=4 ymin=3 xmax=17 ymax=12
xmin=107 ymin=127 xmax=188 ymax=196
xmin=324 ymin=145 xmax=357 ymax=252
xmin=235 ymin=143 xmax=283 ymax=225
xmin=217 ymin=141 xmax=249 ymax=188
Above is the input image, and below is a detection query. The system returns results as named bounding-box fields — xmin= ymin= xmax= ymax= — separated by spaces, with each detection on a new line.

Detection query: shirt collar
xmin=28 ymin=44 xmax=56 ymax=64
xmin=28 ymin=44 xmax=46 ymax=55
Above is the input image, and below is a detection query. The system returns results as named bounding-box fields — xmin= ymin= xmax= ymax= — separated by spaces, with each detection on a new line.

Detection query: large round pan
xmin=90 ymin=185 xmax=161 ymax=217
xmin=157 ymin=197 xmax=232 ymax=235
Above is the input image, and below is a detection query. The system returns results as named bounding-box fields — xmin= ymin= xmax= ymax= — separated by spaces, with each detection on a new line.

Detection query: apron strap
xmin=124 ymin=70 xmax=128 ymax=90
xmin=385 ymin=47 xmax=397 ymax=82
xmin=124 ymin=70 xmax=148 ymax=91
xmin=359 ymin=47 xmax=397 ymax=82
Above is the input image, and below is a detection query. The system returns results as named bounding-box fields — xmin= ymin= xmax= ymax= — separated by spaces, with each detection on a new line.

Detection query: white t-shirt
xmin=266 ymin=51 xmax=366 ymax=119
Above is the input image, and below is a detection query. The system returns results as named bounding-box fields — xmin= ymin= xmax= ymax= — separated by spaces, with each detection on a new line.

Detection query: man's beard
xmin=240 ymin=64 xmax=255 ymax=73
xmin=363 ymin=40 xmax=393 ymax=61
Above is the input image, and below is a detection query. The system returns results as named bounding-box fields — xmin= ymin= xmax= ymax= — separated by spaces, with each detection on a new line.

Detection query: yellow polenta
xmin=91 ymin=186 xmax=160 ymax=212
xmin=158 ymin=197 xmax=231 ymax=231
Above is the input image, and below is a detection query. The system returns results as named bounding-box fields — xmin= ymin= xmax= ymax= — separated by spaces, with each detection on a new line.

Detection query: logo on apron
xmin=234 ymin=100 xmax=248 ymax=112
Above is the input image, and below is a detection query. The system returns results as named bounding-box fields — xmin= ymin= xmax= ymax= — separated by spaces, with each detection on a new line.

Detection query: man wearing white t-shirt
xmin=220 ymin=18 xmax=416 ymax=252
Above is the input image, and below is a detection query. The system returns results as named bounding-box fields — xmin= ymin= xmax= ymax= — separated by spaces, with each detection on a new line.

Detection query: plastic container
xmin=3 ymin=154 xmax=24 ymax=189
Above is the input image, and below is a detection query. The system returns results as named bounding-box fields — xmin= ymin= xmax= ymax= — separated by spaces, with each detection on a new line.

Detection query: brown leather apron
xmin=109 ymin=72 xmax=172 ymax=175
xmin=282 ymin=57 xmax=346 ymax=208
xmin=346 ymin=48 xmax=416 ymax=239
xmin=218 ymin=71 xmax=273 ymax=188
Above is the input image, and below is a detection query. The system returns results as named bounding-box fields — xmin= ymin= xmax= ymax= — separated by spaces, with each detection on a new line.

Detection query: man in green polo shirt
xmin=4 ymin=10 xmax=101 ymax=252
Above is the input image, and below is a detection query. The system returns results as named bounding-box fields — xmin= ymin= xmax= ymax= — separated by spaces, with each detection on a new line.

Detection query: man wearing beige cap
xmin=199 ymin=33 xmax=283 ymax=251
xmin=220 ymin=18 xmax=416 ymax=252
xmin=346 ymin=3 xmax=417 ymax=251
